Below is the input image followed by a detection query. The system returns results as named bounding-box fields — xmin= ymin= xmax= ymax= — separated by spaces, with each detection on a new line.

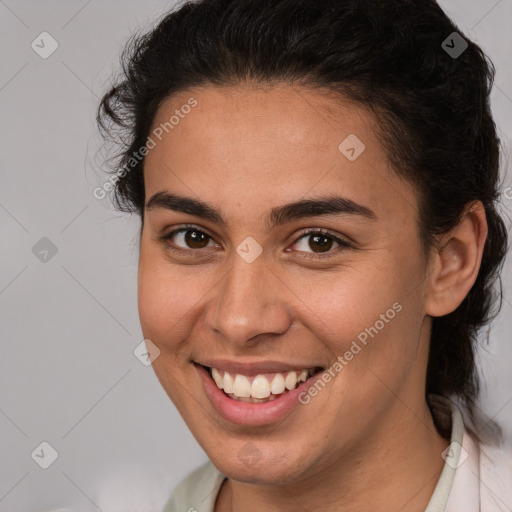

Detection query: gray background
xmin=1 ymin=0 xmax=511 ymax=510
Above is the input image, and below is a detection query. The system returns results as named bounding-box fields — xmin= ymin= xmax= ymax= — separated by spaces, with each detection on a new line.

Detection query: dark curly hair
xmin=97 ymin=0 xmax=509 ymax=439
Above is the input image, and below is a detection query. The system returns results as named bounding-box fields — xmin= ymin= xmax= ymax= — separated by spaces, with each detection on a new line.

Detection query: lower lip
xmin=195 ymin=363 xmax=323 ymax=427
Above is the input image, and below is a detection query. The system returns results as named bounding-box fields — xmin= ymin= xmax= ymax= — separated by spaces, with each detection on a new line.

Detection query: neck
xmin=215 ymin=398 xmax=450 ymax=512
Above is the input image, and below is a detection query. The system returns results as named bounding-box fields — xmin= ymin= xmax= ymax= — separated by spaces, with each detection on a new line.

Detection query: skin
xmin=138 ymin=83 xmax=488 ymax=512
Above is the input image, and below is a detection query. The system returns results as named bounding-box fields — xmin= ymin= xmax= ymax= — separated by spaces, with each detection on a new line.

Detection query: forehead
xmin=143 ymin=83 xmax=418 ymax=226
xmin=150 ymin=83 xmax=372 ymax=155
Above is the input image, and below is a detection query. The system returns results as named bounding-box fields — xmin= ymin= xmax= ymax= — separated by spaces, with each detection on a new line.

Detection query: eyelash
xmin=159 ymin=224 xmax=353 ymax=260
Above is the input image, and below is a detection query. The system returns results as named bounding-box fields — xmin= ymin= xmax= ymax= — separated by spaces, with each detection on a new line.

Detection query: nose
xmin=205 ymin=251 xmax=293 ymax=347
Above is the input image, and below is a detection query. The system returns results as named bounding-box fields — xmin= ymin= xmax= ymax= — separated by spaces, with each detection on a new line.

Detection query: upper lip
xmin=195 ymin=359 xmax=324 ymax=376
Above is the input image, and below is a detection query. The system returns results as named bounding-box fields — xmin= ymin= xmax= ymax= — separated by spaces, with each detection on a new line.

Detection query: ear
xmin=425 ymin=200 xmax=488 ymax=317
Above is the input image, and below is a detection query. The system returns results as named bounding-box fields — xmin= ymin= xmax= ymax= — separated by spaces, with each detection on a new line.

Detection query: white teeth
xmin=251 ymin=375 xmax=271 ymax=399
xmin=233 ymin=374 xmax=252 ymax=397
xmin=209 ymin=367 xmax=316 ymax=400
xmin=297 ymin=369 xmax=308 ymax=383
xmin=270 ymin=373 xmax=285 ymax=394
xmin=223 ymin=371 xmax=234 ymax=393
xmin=285 ymin=371 xmax=297 ymax=390
xmin=229 ymin=394 xmax=278 ymax=404
xmin=212 ymin=368 xmax=223 ymax=389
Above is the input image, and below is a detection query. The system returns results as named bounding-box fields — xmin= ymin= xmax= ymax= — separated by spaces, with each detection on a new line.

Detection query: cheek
xmin=137 ymin=246 xmax=201 ymax=347
xmin=302 ymin=265 xmax=394 ymax=336
xmin=305 ymin=255 xmax=423 ymax=369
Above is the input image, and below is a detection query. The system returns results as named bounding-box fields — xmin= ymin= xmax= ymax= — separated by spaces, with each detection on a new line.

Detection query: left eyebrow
xmin=265 ymin=196 xmax=377 ymax=230
xmin=145 ymin=191 xmax=377 ymax=230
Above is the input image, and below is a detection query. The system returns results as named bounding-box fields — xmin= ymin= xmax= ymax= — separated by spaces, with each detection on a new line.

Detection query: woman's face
xmin=139 ymin=84 xmax=434 ymax=484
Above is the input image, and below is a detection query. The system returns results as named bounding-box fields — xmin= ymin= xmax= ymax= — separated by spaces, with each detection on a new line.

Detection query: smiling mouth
xmin=200 ymin=364 xmax=324 ymax=403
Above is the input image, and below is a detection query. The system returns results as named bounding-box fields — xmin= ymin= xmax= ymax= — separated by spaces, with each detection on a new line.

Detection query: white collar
xmin=423 ymin=394 xmax=480 ymax=511
xmin=426 ymin=394 xmax=512 ymax=512
xmin=425 ymin=394 xmax=475 ymax=511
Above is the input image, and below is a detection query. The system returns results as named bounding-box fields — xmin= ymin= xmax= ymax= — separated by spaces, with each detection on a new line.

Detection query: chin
xmin=207 ymin=442 xmax=312 ymax=485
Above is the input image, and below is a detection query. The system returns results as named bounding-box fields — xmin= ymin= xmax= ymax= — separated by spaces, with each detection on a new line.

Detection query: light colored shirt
xmin=162 ymin=396 xmax=512 ymax=511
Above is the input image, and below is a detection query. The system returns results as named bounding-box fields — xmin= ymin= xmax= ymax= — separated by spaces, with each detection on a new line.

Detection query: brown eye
xmin=306 ymin=234 xmax=334 ymax=253
xmin=164 ymin=227 xmax=215 ymax=250
xmin=182 ymin=229 xmax=210 ymax=249
xmin=290 ymin=229 xmax=352 ymax=258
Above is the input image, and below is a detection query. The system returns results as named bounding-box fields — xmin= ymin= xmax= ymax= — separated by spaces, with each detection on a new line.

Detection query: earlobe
xmin=425 ymin=201 xmax=488 ymax=318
